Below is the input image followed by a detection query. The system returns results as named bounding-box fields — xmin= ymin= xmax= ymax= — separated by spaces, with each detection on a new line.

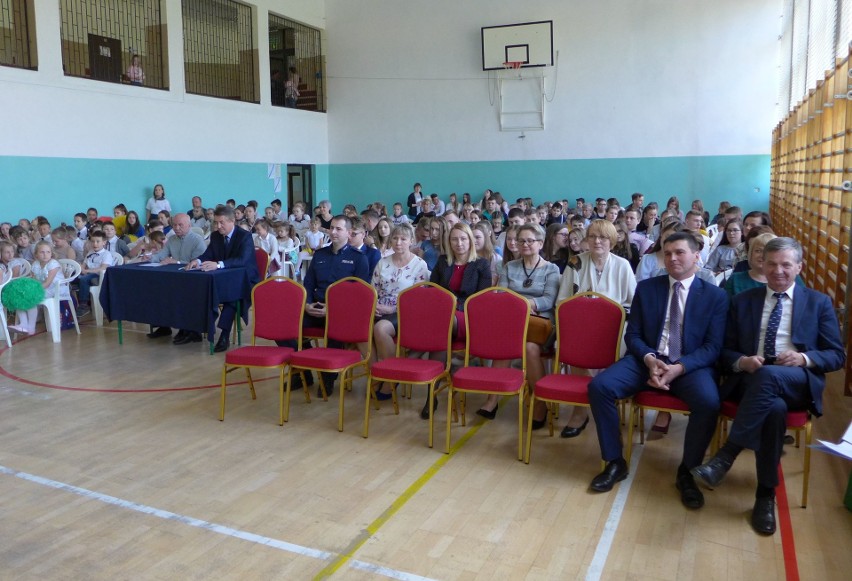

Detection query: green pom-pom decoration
xmin=2 ymin=277 xmax=45 ymax=311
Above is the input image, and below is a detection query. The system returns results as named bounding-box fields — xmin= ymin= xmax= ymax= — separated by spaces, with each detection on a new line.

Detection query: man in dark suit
xmin=692 ymin=237 xmax=844 ymax=534
xmin=187 ymin=205 xmax=260 ymax=353
xmin=587 ymin=232 xmax=730 ymax=508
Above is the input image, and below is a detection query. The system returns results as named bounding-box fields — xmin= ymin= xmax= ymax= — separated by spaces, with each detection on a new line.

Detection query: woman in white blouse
xmin=371 ymin=223 xmax=431 ymax=399
xmin=555 ymin=220 xmax=636 ymax=438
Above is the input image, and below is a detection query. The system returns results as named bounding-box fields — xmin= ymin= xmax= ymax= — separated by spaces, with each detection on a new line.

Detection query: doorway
xmin=287 ymin=165 xmax=313 ymax=214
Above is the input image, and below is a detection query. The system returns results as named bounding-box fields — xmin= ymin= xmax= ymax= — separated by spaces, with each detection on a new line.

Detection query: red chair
xmin=716 ymin=400 xmax=813 ymax=507
xmin=525 ymin=293 xmax=626 ymax=463
xmin=219 ymin=277 xmax=305 ymax=422
xmin=254 ymin=248 xmax=271 ymax=279
xmin=364 ymin=283 xmax=456 ymax=447
xmin=626 ymin=391 xmax=690 ymax=464
xmin=286 ymin=277 xmax=377 ymax=430
xmin=445 ymin=288 xmax=530 ymax=460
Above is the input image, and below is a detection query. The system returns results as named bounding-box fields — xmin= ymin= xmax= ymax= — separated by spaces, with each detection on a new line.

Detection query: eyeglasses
xmin=557 ymin=233 xmax=570 ymax=238
xmin=518 ymin=238 xmax=542 ymax=246
xmin=588 ymin=235 xmax=610 ymax=241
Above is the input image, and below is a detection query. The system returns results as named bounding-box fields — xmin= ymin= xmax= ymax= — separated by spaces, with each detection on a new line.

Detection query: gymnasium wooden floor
xmin=1 ymin=319 xmax=850 ymax=580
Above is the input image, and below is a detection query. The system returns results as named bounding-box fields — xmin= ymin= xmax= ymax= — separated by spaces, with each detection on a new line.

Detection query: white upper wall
xmin=325 ymin=0 xmax=779 ymax=163
xmin=0 ymin=0 xmax=328 ymax=164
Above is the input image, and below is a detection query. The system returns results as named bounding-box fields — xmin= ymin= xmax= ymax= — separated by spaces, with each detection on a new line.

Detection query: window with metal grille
xmin=59 ymin=0 xmax=166 ymax=88
xmin=182 ymin=0 xmax=257 ymax=103
xmin=0 ymin=0 xmax=36 ymax=70
xmin=269 ymin=13 xmax=324 ymax=112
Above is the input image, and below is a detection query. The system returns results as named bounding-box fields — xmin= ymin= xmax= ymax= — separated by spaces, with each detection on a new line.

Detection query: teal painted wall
xmin=0 ymin=156 xmax=281 ymax=226
xmin=327 ymin=155 xmax=771 ymax=215
xmin=0 ymin=154 xmax=768 ymax=227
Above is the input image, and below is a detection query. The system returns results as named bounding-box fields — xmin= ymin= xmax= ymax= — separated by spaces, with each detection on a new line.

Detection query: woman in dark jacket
xmin=421 ymin=222 xmax=491 ymax=418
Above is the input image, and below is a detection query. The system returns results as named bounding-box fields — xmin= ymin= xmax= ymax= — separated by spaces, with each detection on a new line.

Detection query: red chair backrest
xmin=556 ymin=292 xmax=625 ymax=369
xmin=326 ymin=277 xmax=377 ymax=344
xmin=464 ymin=288 xmax=529 ymax=361
xmin=254 ymin=249 xmax=270 ymax=278
xmin=251 ymin=277 xmax=306 ymax=343
xmin=397 ymin=283 xmax=455 ymax=354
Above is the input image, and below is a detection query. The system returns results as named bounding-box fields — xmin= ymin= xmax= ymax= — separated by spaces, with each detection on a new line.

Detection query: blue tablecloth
xmin=99 ymin=264 xmax=253 ymax=339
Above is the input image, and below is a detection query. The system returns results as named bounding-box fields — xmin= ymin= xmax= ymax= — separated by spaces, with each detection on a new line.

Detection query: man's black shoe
xmin=676 ymin=472 xmax=705 ymax=509
xmin=751 ymin=497 xmax=776 ymax=535
xmin=213 ymin=333 xmax=230 ymax=353
xmin=691 ymin=455 xmax=733 ymax=489
xmin=172 ymin=330 xmax=187 ymax=343
xmin=175 ymin=332 xmax=202 ymax=345
xmin=290 ymin=371 xmax=315 ymax=390
xmin=147 ymin=327 xmax=171 ymax=339
xmin=590 ymin=458 xmax=628 ymax=492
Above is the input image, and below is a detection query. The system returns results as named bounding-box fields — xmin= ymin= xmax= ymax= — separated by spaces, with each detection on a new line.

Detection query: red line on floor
xmin=776 ymin=465 xmax=800 ymax=581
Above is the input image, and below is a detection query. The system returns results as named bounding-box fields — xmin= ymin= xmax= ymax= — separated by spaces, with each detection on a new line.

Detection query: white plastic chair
xmin=90 ymin=253 xmax=122 ymax=327
xmin=15 ymin=260 xmax=32 ymax=278
xmin=38 ymin=259 xmax=81 ymax=342
xmin=0 ymin=270 xmax=13 ymax=348
xmin=190 ymin=226 xmax=204 ymax=237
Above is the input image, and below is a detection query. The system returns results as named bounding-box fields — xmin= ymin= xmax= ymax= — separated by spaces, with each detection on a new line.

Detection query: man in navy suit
xmin=187 ymin=205 xmax=260 ymax=352
xmin=692 ymin=237 xmax=844 ymax=534
xmin=588 ymin=232 xmax=730 ymax=508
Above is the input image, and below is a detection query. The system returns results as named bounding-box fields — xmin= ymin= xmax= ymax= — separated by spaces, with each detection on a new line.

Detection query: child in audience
xmin=122 ymin=211 xmax=145 ymax=242
xmin=13 ymin=227 xmax=34 ymax=261
xmin=272 ymin=222 xmax=299 ymax=277
xmin=145 ymin=184 xmax=170 ymax=222
xmin=73 ymin=213 xmax=88 ymax=241
xmin=304 ymin=218 xmax=325 ymax=252
xmin=289 ymin=203 xmax=311 ymax=238
xmin=126 ymin=220 xmax=163 ymax=259
xmin=469 ymin=211 xmax=482 ymax=226
xmin=127 ymin=231 xmax=166 ymax=263
xmin=704 ymin=218 xmax=743 ymax=274
xmin=0 ymin=240 xmax=27 ymax=277
xmin=51 ymin=228 xmax=76 ymax=260
xmin=102 ymin=222 xmax=130 ymax=256
xmin=35 ymin=219 xmax=53 ymax=245
xmin=18 ymin=218 xmax=33 ymax=235
xmin=390 ymin=203 xmax=410 ymax=226
xmin=0 ymin=222 xmax=11 ymax=242
xmin=158 ymin=210 xmax=173 ymax=236
xmin=11 ymin=241 xmax=62 ymax=335
xmin=253 ymin=218 xmax=279 ymax=257
xmin=372 ymin=217 xmax=393 ymax=257
xmin=112 ymin=204 xmax=128 ymax=237
xmin=76 ymin=231 xmax=115 ymax=316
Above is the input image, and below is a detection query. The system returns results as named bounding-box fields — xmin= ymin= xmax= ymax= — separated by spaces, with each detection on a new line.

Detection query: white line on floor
xmin=0 ymin=464 xmax=436 ymax=581
xmin=585 ymin=411 xmax=650 ymax=581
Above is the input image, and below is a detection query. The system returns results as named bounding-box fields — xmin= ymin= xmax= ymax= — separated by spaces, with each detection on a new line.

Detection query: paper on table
xmin=811 ymin=419 xmax=852 ymax=461
xmin=138 ymin=263 xmax=164 ymax=267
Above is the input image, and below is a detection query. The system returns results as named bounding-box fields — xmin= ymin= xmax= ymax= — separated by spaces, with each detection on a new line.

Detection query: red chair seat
xmin=370 ymin=358 xmax=445 ymax=382
xmin=451 ymin=339 xmax=465 ymax=351
xmin=290 ymin=347 xmax=362 ymax=370
xmin=534 ymin=374 xmax=592 ymax=403
xmin=225 ymin=346 xmax=293 ymax=367
xmin=720 ymin=400 xmax=809 ymax=428
xmin=451 ymin=367 xmax=524 ymax=392
xmin=633 ymin=390 xmax=690 ymax=412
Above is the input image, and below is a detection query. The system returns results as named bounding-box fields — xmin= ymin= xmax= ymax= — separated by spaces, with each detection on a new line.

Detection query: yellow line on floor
xmin=312 ymin=397 xmax=506 ymax=580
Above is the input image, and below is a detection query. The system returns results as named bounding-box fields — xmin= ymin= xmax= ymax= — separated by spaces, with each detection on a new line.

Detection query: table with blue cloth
xmin=99 ymin=263 xmax=253 ymax=353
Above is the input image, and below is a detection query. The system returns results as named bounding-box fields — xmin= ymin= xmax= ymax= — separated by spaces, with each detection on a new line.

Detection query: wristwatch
xmin=218 ymin=261 xmax=224 ymax=269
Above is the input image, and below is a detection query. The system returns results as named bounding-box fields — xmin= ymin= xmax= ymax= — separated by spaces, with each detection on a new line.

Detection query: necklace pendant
xmin=523 ymin=278 xmax=533 ymax=288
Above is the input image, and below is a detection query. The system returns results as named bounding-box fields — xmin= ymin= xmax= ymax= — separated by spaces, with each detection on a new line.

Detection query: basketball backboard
xmin=481 ymin=20 xmax=553 ymax=71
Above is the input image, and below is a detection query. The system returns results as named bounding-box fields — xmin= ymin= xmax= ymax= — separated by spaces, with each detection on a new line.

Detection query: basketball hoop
xmin=502 ymin=61 xmax=523 ymax=71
